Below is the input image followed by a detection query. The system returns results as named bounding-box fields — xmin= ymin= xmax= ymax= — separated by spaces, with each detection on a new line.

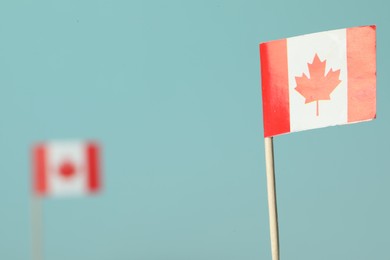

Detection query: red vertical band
xmin=33 ymin=144 xmax=47 ymax=196
xmin=260 ymin=39 xmax=290 ymax=137
xmin=86 ymin=142 xmax=101 ymax=193
xmin=347 ymin=25 xmax=376 ymax=122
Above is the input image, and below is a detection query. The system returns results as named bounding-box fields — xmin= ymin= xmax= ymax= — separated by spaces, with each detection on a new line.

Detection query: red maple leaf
xmin=294 ymin=54 xmax=341 ymax=116
xmin=58 ymin=161 xmax=76 ymax=179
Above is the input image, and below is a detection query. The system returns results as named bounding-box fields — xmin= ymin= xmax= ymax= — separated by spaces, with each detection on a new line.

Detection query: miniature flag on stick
xmin=32 ymin=141 xmax=102 ymax=197
xmin=30 ymin=140 xmax=102 ymax=260
xmin=259 ymin=25 xmax=376 ymax=260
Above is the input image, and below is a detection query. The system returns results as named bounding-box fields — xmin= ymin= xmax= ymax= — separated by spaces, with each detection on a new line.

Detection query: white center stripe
xmin=287 ymin=29 xmax=348 ymax=133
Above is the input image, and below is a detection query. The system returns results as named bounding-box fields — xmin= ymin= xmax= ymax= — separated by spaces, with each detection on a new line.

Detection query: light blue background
xmin=0 ymin=0 xmax=388 ymax=259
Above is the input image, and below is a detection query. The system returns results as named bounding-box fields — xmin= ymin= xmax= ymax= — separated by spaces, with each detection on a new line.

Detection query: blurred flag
xmin=32 ymin=141 xmax=101 ymax=197
xmin=260 ymin=25 xmax=376 ymax=137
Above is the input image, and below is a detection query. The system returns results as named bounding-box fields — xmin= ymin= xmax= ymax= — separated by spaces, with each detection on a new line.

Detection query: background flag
xmin=32 ymin=141 xmax=101 ymax=197
xmin=260 ymin=25 xmax=376 ymax=137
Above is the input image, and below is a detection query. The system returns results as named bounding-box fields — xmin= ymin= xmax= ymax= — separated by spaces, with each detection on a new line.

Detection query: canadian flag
xmin=32 ymin=141 xmax=101 ymax=197
xmin=260 ymin=25 xmax=376 ymax=137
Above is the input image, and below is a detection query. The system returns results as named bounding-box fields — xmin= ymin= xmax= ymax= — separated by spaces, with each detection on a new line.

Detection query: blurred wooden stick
xmin=31 ymin=195 xmax=43 ymax=260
